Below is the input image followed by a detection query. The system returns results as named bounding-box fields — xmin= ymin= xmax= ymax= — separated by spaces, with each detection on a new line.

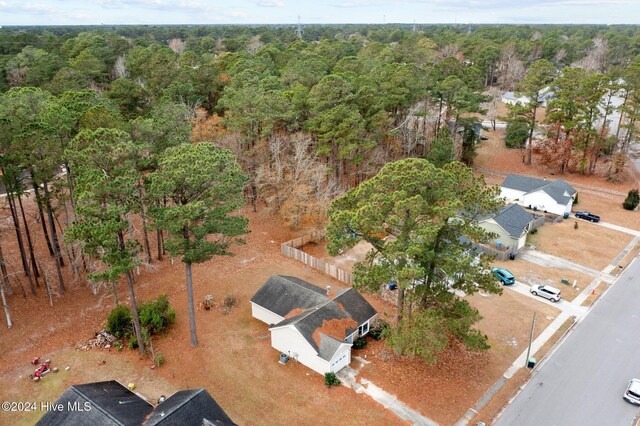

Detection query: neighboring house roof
xmin=145 ymin=389 xmax=235 ymax=426
xmin=256 ymin=276 xmax=377 ymax=361
xmin=484 ymin=204 xmax=534 ymax=238
xmin=37 ymin=381 xmax=235 ymax=426
xmin=36 ymin=381 xmax=154 ymax=426
xmin=250 ymin=275 xmax=328 ymax=318
xmin=503 ymin=88 xmax=553 ymax=105
xmin=501 ymin=174 xmax=577 ymax=205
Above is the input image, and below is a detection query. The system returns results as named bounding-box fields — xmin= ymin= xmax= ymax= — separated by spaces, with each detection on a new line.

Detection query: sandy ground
xmin=0 ymin=201 xmax=401 ymax=426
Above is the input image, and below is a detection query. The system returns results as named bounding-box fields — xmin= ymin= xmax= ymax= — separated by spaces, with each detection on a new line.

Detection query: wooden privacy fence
xmin=473 ymin=243 xmax=512 ymax=261
xmin=530 ymin=214 xmax=546 ymax=230
xmin=281 ymin=232 xmax=353 ymax=286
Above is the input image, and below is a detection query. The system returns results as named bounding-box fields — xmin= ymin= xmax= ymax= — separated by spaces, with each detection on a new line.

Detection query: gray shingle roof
xmin=257 ymin=275 xmax=376 ymax=361
xmin=490 ymin=204 xmax=534 ymax=238
xmin=36 ymin=381 xmax=154 ymax=426
xmin=250 ymin=275 xmax=328 ymax=318
xmin=145 ymin=389 xmax=235 ymax=426
xmin=501 ymin=174 xmax=576 ymax=205
xmin=332 ymin=288 xmax=378 ymax=325
xmin=270 ymin=300 xmax=357 ymax=361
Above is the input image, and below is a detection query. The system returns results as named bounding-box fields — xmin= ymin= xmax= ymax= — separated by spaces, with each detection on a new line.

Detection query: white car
xmin=530 ymin=284 xmax=561 ymax=302
xmin=624 ymin=378 xmax=640 ymax=405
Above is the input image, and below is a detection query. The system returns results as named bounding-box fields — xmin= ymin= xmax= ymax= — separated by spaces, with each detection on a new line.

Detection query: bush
xmin=139 ymin=294 xmax=176 ymax=334
xmin=155 ymin=353 xmax=165 ymax=367
xmin=222 ymin=294 xmax=238 ymax=314
xmin=352 ymin=337 xmax=367 ymax=350
xmin=529 ymin=228 xmax=538 ymax=235
xmin=128 ymin=326 xmax=151 ymax=350
xmin=573 ymin=192 xmax=579 ymax=205
xmin=106 ymin=305 xmax=132 ymax=338
xmin=505 ymin=121 xmax=529 ymax=148
xmin=623 ymin=189 xmax=639 ymax=211
xmin=368 ymin=318 xmax=390 ymax=341
xmin=324 ymin=372 xmax=341 ymax=387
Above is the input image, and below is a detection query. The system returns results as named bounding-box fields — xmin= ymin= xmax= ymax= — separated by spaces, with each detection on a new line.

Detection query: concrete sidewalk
xmin=337 ymin=362 xmax=438 ymax=426
xmin=581 ymin=218 xmax=640 ymax=237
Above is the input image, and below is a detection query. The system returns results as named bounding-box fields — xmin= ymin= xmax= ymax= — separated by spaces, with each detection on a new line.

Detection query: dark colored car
xmin=492 ymin=267 xmax=515 ymax=285
xmin=575 ymin=211 xmax=601 ymax=222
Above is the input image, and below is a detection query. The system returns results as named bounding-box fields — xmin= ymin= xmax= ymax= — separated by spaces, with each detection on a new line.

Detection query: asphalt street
xmin=496 ymin=258 xmax=640 ymax=426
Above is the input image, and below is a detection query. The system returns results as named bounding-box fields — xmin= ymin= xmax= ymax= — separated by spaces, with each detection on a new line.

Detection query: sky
xmin=0 ymin=0 xmax=639 ymax=26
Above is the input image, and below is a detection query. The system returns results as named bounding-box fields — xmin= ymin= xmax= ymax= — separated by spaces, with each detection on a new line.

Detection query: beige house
xmin=479 ymin=204 xmax=535 ymax=251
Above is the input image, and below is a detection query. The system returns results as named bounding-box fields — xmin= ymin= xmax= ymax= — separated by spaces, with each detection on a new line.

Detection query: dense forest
xmin=1 ymin=24 xmax=639 ymax=355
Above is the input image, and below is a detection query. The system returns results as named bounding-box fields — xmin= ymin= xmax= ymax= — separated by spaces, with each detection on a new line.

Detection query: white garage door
xmin=330 ymin=351 xmax=350 ymax=372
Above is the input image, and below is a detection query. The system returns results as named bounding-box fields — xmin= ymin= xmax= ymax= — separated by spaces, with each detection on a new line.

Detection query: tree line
xmin=1 ymin=24 xmax=639 ymax=358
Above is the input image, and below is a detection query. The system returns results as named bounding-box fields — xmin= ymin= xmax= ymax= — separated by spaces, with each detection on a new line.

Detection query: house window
xmin=358 ymin=322 xmax=369 ymax=336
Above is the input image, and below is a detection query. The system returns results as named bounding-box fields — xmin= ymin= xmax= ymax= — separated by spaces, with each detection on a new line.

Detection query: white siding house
xmin=250 ymin=303 xmax=283 ymax=326
xmin=251 ymin=275 xmax=377 ymax=375
xmin=500 ymin=174 xmax=577 ymax=216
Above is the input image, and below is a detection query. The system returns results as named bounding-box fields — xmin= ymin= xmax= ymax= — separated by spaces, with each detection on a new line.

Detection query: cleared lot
xmin=527 ymin=218 xmax=632 ymax=270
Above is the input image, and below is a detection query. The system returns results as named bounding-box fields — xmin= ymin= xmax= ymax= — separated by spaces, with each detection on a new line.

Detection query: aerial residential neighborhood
xmin=1 ymin=2 xmax=640 ymax=426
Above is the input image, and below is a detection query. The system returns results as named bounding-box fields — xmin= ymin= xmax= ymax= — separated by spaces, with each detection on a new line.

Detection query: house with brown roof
xmin=251 ymin=275 xmax=377 ymax=375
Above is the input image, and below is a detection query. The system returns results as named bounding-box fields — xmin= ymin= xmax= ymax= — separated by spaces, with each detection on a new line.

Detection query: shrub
xmin=505 ymin=121 xmax=529 ymax=148
xmin=106 ymin=305 xmax=132 ymax=338
xmin=353 ymin=337 xmax=367 ymax=349
xmin=324 ymin=372 xmax=341 ymax=387
xmin=128 ymin=326 xmax=151 ymax=350
xmin=573 ymin=193 xmax=579 ymax=205
xmin=529 ymin=228 xmax=538 ymax=235
xmin=155 ymin=353 xmax=165 ymax=367
xmin=139 ymin=294 xmax=176 ymax=334
xmin=222 ymin=294 xmax=238 ymax=314
xmin=623 ymin=189 xmax=639 ymax=211
xmin=368 ymin=318 xmax=390 ymax=341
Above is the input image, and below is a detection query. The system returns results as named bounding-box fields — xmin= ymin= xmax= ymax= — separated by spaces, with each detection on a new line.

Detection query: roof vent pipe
xmin=326 ymin=286 xmax=331 ymax=295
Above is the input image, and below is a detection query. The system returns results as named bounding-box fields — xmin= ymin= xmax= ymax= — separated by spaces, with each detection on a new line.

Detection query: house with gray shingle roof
xmin=479 ymin=204 xmax=535 ymax=251
xmin=251 ymin=275 xmax=377 ymax=375
xmin=500 ymin=174 xmax=577 ymax=216
xmin=37 ymin=381 xmax=236 ymax=426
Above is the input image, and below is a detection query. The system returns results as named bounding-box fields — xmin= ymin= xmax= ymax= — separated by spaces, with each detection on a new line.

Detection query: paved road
xmin=495 ymin=258 xmax=640 ymax=426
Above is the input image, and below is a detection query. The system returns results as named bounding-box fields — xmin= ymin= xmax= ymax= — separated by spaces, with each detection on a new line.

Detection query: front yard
xmin=527 ymin=218 xmax=633 ymax=270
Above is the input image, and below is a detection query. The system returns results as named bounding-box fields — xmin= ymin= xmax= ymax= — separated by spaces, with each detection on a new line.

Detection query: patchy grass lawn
xmin=527 ymin=219 xmax=633 ymax=270
xmin=575 ymin=193 xmax=640 ymax=231
xmin=492 ymin=259 xmax=593 ymax=301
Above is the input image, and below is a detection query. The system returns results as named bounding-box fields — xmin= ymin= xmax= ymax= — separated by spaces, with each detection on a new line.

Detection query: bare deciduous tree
xmin=112 ymin=55 xmax=128 ymax=80
xmin=255 ymin=133 xmax=341 ymax=231
xmin=168 ymin=38 xmax=186 ymax=54
xmin=572 ymin=36 xmax=608 ymax=72
xmin=497 ymin=43 xmax=525 ymax=91
xmin=247 ymin=35 xmax=264 ymax=55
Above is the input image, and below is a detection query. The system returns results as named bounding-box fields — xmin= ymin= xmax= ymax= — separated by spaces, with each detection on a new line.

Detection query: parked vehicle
xmin=492 ymin=267 xmax=515 ymax=285
xmin=530 ymin=284 xmax=561 ymax=302
xmin=575 ymin=211 xmax=601 ymax=222
xmin=623 ymin=378 xmax=640 ymax=405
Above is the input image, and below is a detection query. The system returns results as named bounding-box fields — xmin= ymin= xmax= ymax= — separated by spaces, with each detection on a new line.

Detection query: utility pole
xmin=296 ymin=15 xmax=303 ymax=40
xmin=525 ymin=312 xmax=537 ymax=368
